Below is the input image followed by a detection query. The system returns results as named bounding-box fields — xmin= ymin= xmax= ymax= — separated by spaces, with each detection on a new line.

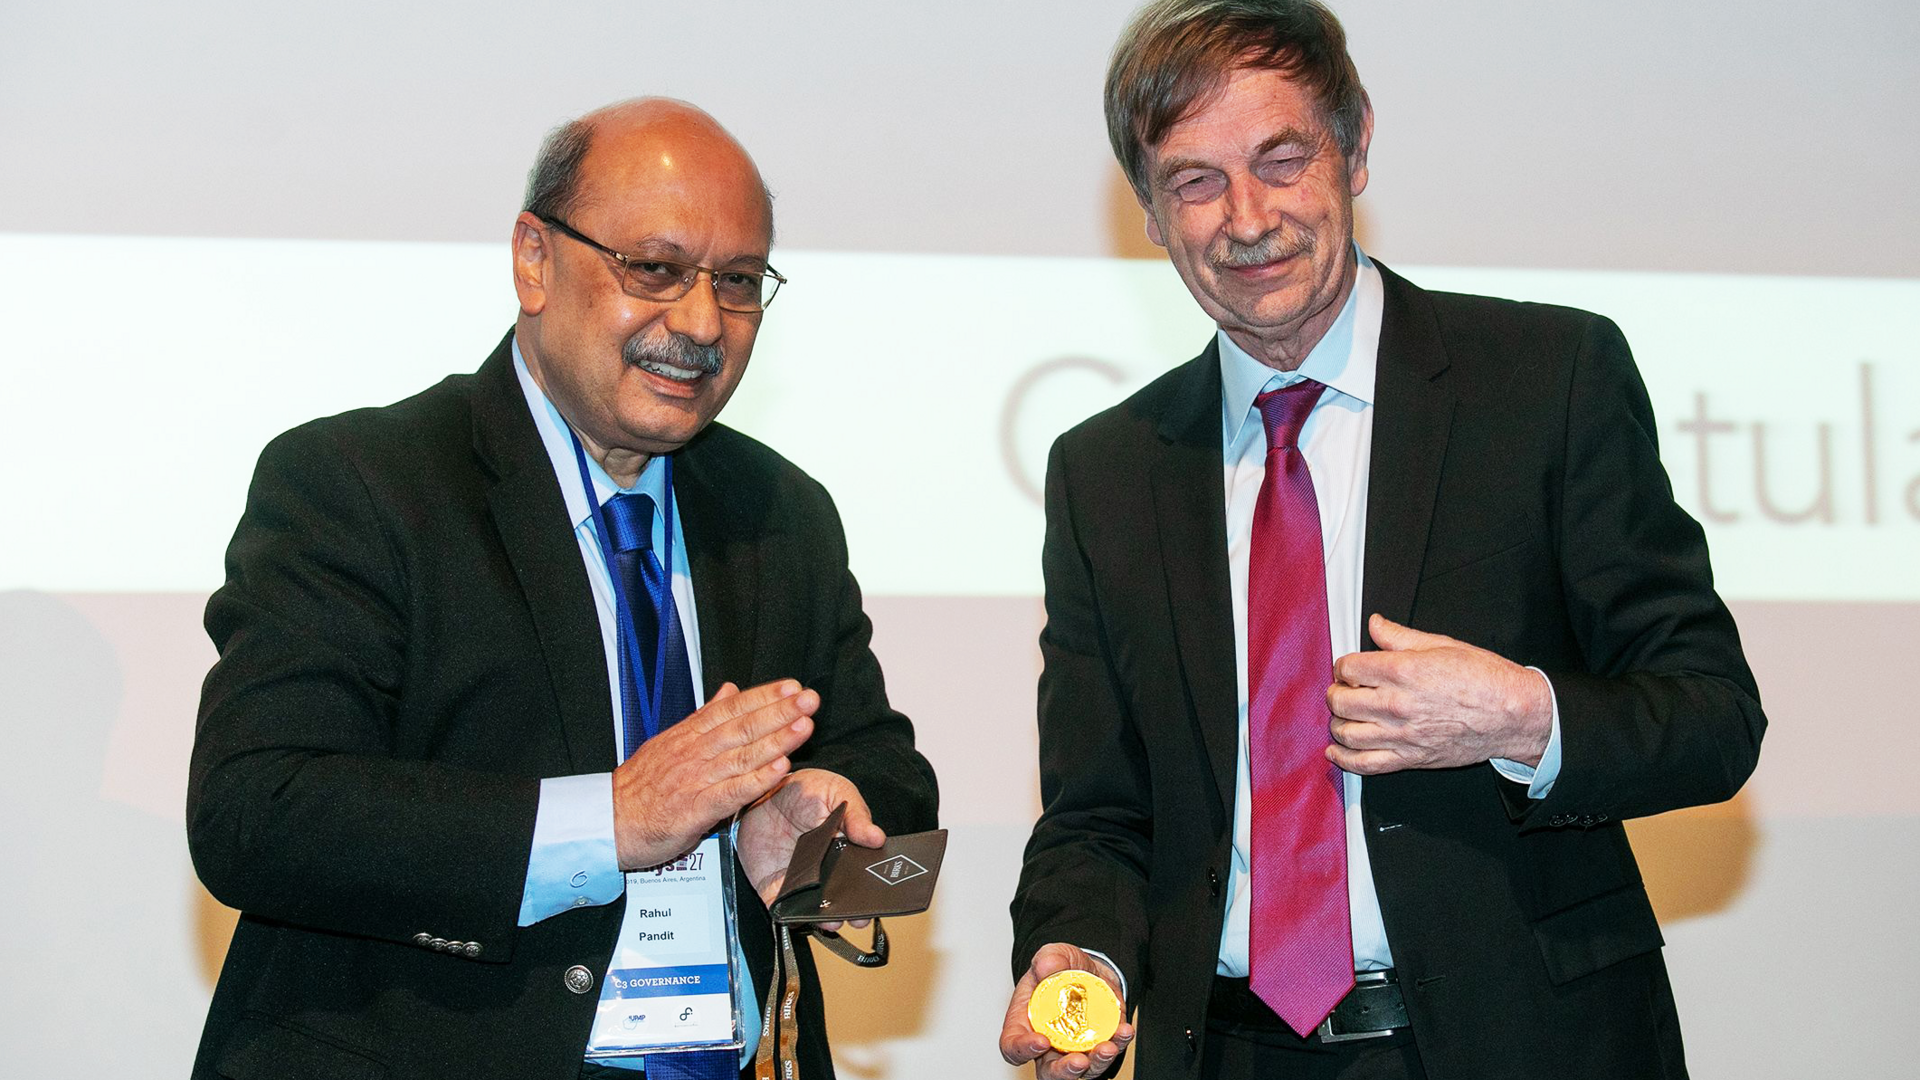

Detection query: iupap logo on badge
xmin=865 ymin=855 xmax=929 ymax=886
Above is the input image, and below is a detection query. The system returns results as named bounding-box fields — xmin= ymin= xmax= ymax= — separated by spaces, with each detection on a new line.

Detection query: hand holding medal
xmin=1000 ymin=943 xmax=1134 ymax=1079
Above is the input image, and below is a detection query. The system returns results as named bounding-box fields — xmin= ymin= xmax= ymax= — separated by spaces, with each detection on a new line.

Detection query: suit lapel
xmin=673 ymin=431 xmax=763 ymax=695
xmin=471 ymin=332 xmax=619 ymax=773
xmin=1361 ymin=263 xmax=1455 ymax=640
xmin=1150 ymin=346 xmax=1242 ymax=818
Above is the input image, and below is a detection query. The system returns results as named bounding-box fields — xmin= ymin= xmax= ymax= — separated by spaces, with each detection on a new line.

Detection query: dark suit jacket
xmin=188 ymin=333 xmax=938 ymax=1080
xmin=1010 ymin=264 xmax=1764 ymax=1080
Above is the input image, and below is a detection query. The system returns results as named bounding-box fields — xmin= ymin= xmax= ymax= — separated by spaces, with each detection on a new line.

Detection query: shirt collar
xmin=511 ymin=335 xmax=669 ymax=532
xmin=1220 ymin=244 xmax=1383 ymax=446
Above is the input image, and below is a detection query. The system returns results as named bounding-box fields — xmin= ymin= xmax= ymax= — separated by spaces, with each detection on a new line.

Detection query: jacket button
xmin=429 ymin=937 xmax=449 ymax=952
xmin=564 ymin=965 xmax=595 ymax=995
xmin=413 ymin=932 xmax=432 ymax=947
xmin=464 ymin=942 xmax=482 ymax=959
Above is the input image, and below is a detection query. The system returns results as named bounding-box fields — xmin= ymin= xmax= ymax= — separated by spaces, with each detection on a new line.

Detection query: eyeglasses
xmin=541 ymin=216 xmax=786 ymax=313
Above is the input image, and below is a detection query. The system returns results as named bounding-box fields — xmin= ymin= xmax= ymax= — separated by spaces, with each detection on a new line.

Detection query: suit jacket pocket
xmin=1530 ymin=885 xmax=1665 ymax=986
xmin=1419 ymin=505 xmax=1536 ymax=583
xmin=219 ymin=1012 xmax=388 ymax=1080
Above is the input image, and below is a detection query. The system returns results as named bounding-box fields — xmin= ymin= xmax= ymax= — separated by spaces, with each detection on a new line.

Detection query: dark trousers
xmin=1201 ymin=979 xmax=1429 ymax=1080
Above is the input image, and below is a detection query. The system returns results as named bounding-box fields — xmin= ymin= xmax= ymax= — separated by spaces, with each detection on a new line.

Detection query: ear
xmin=1346 ymin=94 xmax=1375 ymax=198
xmin=511 ymin=211 xmax=551 ymax=316
xmin=1143 ymin=205 xmax=1167 ymax=249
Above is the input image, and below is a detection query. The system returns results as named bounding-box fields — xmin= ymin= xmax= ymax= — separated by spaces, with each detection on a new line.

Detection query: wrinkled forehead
xmin=1145 ymin=66 xmax=1337 ymax=175
xmin=1164 ymin=61 xmax=1332 ymax=142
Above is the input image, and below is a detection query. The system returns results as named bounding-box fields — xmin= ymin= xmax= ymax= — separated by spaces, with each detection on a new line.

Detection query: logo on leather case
xmin=865 ymin=855 xmax=929 ymax=886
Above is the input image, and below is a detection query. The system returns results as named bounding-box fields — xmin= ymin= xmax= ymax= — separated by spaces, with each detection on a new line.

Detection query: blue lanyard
xmin=569 ymin=434 xmax=678 ymax=756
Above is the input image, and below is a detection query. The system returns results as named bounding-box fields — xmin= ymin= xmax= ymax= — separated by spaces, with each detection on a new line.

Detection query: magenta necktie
xmin=1247 ymin=379 xmax=1352 ymax=1037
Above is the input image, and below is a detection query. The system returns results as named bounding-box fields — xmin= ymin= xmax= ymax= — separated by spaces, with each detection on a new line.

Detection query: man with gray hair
xmin=189 ymin=98 xmax=936 ymax=1080
xmin=1003 ymin=2 xmax=1763 ymax=1078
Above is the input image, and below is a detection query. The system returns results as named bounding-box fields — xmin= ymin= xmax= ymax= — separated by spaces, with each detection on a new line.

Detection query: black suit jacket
xmin=1011 ymin=265 xmax=1764 ymax=1080
xmin=188 ymin=333 xmax=938 ymax=1080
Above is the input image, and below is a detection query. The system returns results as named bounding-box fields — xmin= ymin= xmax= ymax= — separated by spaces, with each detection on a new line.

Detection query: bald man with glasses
xmin=188 ymin=98 xmax=936 ymax=1080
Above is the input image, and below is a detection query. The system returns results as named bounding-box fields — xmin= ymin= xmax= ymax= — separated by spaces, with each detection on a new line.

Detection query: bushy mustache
xmin=622 ymin=329 xmax=724 ymax=376
xmin=1211 ymin=227 xmax=1314 ymax=269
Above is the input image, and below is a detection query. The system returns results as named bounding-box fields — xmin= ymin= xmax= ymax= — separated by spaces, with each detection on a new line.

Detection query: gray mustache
xmin=1213 ymin=229 xmax=1313 ymax=269
xmin=623 ymin=330 xmax=724 ymax=376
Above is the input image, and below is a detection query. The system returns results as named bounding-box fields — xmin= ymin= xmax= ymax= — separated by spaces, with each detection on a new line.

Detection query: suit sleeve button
xmin=413 ymin=932 xmax=433 ymax=946
xmin=464 ymin=942 xmax=482 ymax=959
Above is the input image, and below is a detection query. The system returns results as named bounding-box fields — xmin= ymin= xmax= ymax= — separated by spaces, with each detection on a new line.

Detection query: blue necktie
xmin=602 ymin=492 xmax=698 ymax=756
xmin=601 ymin=493 xmax=732 ymax=1080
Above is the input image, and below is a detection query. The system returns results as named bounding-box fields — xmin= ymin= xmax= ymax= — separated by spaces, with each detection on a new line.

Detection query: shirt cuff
xmin=518 ymin=772 xmax=624 ymax=926
xmin=1081 ymin=948 xmax=1129 ymax=1003
xmin=1489 ymin=667 xmax=1563 ymax=800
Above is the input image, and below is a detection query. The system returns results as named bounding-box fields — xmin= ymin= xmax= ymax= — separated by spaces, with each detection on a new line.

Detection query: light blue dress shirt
xmin=508 ymin=340 xmax=758 ymax=1068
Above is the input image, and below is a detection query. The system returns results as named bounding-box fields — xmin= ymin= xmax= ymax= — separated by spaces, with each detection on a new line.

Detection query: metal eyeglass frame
xmin=540 ymin=215 xmax=786 ymax=313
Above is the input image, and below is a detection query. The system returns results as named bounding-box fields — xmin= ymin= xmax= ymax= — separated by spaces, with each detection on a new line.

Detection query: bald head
xmin=523 ymin=97 xmax=773 ymax=241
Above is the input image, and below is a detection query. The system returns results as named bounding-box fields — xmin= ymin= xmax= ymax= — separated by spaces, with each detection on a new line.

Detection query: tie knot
xmin=603 ymin=492 xmax=656 ymax=554
xmin=1255 ymin=379 xmax=1326 ymax=452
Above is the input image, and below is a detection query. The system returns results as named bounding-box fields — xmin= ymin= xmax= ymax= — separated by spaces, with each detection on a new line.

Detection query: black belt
xmin=1209 ymin=970 xmax=1408 ymax=1043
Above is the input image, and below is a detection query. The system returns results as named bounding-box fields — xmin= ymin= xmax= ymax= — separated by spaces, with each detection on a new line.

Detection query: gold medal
xmin=1028 ymin=969 xmax=1122 ymax=1053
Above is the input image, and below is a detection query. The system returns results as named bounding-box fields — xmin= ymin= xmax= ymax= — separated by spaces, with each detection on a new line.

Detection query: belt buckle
xmin=1314 ymin=971 xmax=1397 ymax=1044
xmin=1315 ymin=1015 xmax=1393 ymax=1044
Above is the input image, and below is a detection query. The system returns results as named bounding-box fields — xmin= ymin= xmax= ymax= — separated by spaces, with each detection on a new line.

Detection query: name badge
xmin=585 ymin=832 xmax=744 ymax=1058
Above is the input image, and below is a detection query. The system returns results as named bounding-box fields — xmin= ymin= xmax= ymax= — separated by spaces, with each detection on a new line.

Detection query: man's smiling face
xmin=1140 ymin=64 xmax=1371 ymax=365
xmin=513 ymin=101 xmax=773 ymax=467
